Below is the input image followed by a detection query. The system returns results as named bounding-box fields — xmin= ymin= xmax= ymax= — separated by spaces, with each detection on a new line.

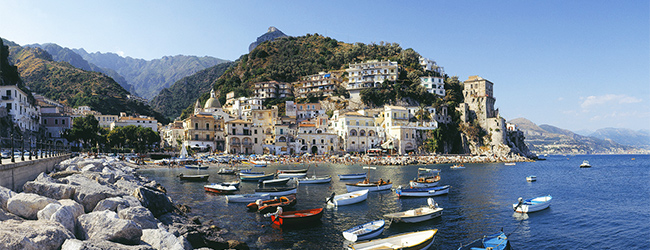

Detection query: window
xmin=6 ymin=103 xmax=10 ymax=110
xmin=254 ymin=129 xmax=257 ymax=134
xmin=195 ymin=135 xmax=199 ymax=140
xmin=206 ymin=135 xmax=210 ymax=140
xmin=321 ymin=139 xmax=324 ymax=144
xmin=254 ymin=138 xmax=258 ymax=143
xmin=55 ymin=119 xmax=58 ymax=125
xmin=206 ymin=123 xmax=209 ymax=129
xmin=195 ymin=123 xmax=199 ymax=130
xmin=232 ymin=129 xmax=236 ymax=134
xmin=44 ymin=119 xmax=47 ymax=125
xmin=62 ymin=119 xmax=65 ymax=125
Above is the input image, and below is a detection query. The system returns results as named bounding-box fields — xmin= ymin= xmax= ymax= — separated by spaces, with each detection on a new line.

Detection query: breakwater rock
xmin=0 ymin=155 xmax=248 ymax=250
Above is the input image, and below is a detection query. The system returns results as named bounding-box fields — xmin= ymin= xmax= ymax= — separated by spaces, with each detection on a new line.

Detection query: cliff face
xmin=248 ymin=26 xmax=288 ymax=52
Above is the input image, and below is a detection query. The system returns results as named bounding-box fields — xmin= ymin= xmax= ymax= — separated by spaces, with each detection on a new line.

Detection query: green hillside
xmin=5 ymin=42 xmax=168 ymax=124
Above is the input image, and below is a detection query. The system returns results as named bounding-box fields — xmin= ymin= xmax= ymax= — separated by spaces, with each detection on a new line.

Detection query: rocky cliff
xmin=248 ymin=26 xmax=288 ymax=52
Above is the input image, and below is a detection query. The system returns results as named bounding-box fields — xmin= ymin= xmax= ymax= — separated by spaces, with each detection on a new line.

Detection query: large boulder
xmin=132 ymin=187 xmax=175 ymax=217
xmin=61 ymin=239 xmax=155 ymax=250
xmin=37 ymin=201 xmax=81 ymax=234
xmin=0 ymin=208 xmax=21 ymax=221
xmin=63 ymin=174 xmax=120 ymax=213
xmin=0 ymin=185 xmax=16 ymax=210
xmin=77 ymin=210 xmax=142 ymax=245
xmin=93 ymin=197 xmax=131 ymax=212
xmin=141 ymin=228 xmax=190 ymax=250
xmin=23 ymin=181 xmax=75 ymax=200
xmin=7 ymin=193 xmax=58 ymax=219
xmin=0 ymin=219 xmax=75 ymax=250
xmin=118 ymin=206 xmax=158 ymax=229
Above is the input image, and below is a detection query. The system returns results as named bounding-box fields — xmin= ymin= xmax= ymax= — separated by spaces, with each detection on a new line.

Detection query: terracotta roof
xmin=226 ymin=119 xmax=252 ymax=124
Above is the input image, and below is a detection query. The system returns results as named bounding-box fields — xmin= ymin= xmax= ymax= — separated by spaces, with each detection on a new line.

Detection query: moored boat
xmin=395 ymin=185 xmax=450 ymax=197
xmin=217 ymin=168 xmax=237 ymax=175
xmin=264 ymin=207 xmax=324 ymax=227
xmin=504 ymin=162 xmax=516 ymax=166
xmin=450 ymin=164 xmax=465 ymax=169
xmin=185 ymin=164 xmax=208 ymax=170
xmin=246 ymin=194 xmax=297 ymax=213
xmin=338 ymin=173 xmax=368 ymax=180
xmin=512 ymin=195 xmax=552 ymax=213
xmin=277 ymin=172 xmax=307 ymax=178
xmin=526 ymin=176 xmax=537 ymax=182
xmin=277 ymin=168 xmax=309 ymax=174
xmin=580 ymin=160 xmax=591 ymax=168
xmin=260 ymin=177 xmax=291 ymax=186
xmin=225 ymin=193 xmax=270 ymax=203
xmin=178 ymin=174 xmax=209 ymax=182
xmin=254 ymin=186 xmax=298 ymax=196
xmin=409 ymin=168 xmax=441 ymax=188
xmin=458 ymin=230 xmax=512 ymax=250
xmin=326 ymin=190 xmax=369 ymax=206
xmin=347 ymin=229 xmax=437 ymax=250
xmin=214 ymin=181 xmax=240 ymax=188
xmin=239 ymin=173 xmax=275 ymax=182
xmin=346 ymin=179 xmax=392 ymax=192
xmin=342 ymin=219 xmax=385 ymax=242
xmin=383 ymin=198 xmax=443 ymax=223
xmin=203 ymin=183 xmax=238 ymax=194
xmin=249 ymin=160 xmax=267 ymax=167
xmin=296 ymin=175 xmax=332 ymax=184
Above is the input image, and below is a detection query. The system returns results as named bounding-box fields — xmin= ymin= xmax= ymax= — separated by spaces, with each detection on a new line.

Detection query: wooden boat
xmin=217 ymin=168 xmax=237 ymax=175
xmin=265 ymin=207 xmax=324 ymax=227
xmin=326 ymin=190 xmax=369 ymax=206
xmin=203 ymin=183 xmax=238 ymax=194
xmin=384 ymin=198 xmax=443 ymax=223
xmin=526 ymin=176 xmax=537 ymax=182
xmin=277 ymin=172 xmax=307 ymax=178
xmin=260 ymin=177 xmax=291 ymax=186
xmin=296 ymin=175 xmax=332 ymax=184
xmin=513 ymin=195 xmax=552 ymax=213
xmin=580 ymin=160 xmax=591 ymax=168
xmin=458 ymin=230 xmax=512 ymax=250
xmin=450 ymin=164 xmax=465 ymax=169
xmin=342 ymin=220 xmax=385 ymax=242
xmin=346 ymin=179 xmax=392 ymax=192
xmin=277 ymin=168 xmax=309 ymax=174
xmin=178 ymin=174 xmax=209 ymax=182
xmin=347 ymin=229 xmax=437 ymax=250
xmin=185 ymin=164 xmax=208 ymax=170
xmin=504 ymin=162 xmax=516 ymax=166
xmin=226 ymin=193 xmax=270 ymax=203
xmin=246 ymin=194 xmax=297 ymax=213
xmin=254 ymin=186 xmax=297 ymax=196
xmin=239 ymin=173 xmax=275 ymax=182
xmin=213 ymin=181 xmax=240 ymax=188
xmin=395 ymin=185 xmax=450 ymax=197
xmin=338 ymin=173 xmax=367 ymax=180
xmin=409 ymin=173 xmax=441 ymax=188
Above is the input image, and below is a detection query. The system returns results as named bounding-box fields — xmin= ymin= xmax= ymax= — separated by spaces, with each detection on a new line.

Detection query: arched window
xmin=349 ymin=129 xmax=357 ymax=136
xmin=359 ymin=130 xmax=366 ymax=136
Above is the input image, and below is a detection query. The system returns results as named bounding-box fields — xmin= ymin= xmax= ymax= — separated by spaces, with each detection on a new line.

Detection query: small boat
xmin=243 ymin=160 xmax=267 ymax=167
xmin=178 ymin=174 xmax=209 ymax=182
xmin=239 ymin=170 xmax=265 ymax=175
xmin=226 ymin=193 xmax=270 ymax=203
xmin=217 ymin=168 xmax=237 ymax=175
xmin=526 ymin=176 xmax=537 ymax=182
xmin=338 ymin=173 xmax=368 ymax=180
xmin=409 ymin=170 xmax=441 ymax=188
xmin=240 ymin=173 xmax=275 ymax=182
xmin=346 ymin=179 xmax=392 ymax=192
xmin=395 ymin=185 xmax=450 ymax=197
xmin=277 ymin=168 xmax=309 ymax=174
xmin=264 ymin=207 xmax=324 ymax=227
xmin=580 ymin=160 xmax=591 ymax=168
xmin=254 ymin=186 xmax=298 ymax=196
xmin=246 ymin=194 xmax=297 ymax=213
xmin=277 ymin=172 xmax=307 ymax=178
xmin=326 ymin=190 xmax=369 ymax=206
xmin=203 ymin=183 xmax=238 ymax=194
xmin=214 ymin=181 xmax=240 ymax=188
xmin=383 ymin=198 xmax=443 ymax=223
xmin=450 ymin=164 xmax=465 ymax=169
xmin=185 ymin=164 xmax=208 ymax=170
xmin=296 ymin=175 xmax=332 ymax=184
xmin=347 ymin=229 xmax=437 ymax=250
xmin=513 ymin=195 xmax=552 ymax=213
xmin=458 ymin=230 xmax=512 ymax=250
xmin=504 ymin=162 xmax=516 ymax=166
xmin=260 ymin=177 xmax=291 ymax=186
xmin=342 ymin=219 xmax=385 ymax=242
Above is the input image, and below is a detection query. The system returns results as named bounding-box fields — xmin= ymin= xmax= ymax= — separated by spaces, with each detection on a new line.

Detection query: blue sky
xmin=1 ymin=0 xmax=648 ymax=132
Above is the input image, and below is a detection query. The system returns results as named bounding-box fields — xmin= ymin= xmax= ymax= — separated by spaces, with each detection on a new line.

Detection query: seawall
xmin=0 ymin=155 xmax=70 ymax=192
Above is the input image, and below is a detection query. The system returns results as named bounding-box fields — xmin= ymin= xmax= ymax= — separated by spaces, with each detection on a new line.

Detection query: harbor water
xmin=137 ymin=154 xmax=650 ymax=249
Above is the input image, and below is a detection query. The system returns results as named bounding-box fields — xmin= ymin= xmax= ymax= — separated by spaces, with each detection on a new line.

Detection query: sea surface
xmin=137 ymin=154 xmax=650 ymax=249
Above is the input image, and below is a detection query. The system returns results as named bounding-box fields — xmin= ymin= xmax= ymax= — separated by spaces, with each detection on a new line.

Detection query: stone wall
xmin=0 ymin=155 xmax=69 ymax=192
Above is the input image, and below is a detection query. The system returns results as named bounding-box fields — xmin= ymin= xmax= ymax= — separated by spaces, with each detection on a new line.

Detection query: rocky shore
xmin=0 ymin=155 xmax=248 ymax=250
xmin=275 ymin=154 xmax=534 ymax=166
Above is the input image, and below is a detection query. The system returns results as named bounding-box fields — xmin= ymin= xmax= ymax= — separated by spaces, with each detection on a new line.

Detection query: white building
xmin=296 ymin=72 xmax=341 ymax=98
xmin=110 ymin=114 xmax=158 ymax=131
xmin=329 ymin=110 xmax=383 ymax=153
xmin=253 ymin=81 xmax=293 ymax=100
xmin=420 ymin=76 xmax=445 ymax=97
xmin=294 ymin=117 xmax=339 ymax=155
xmin=0 ymin=85 xmax=39 ymax=132
xmin=345 ymin=60 xmax=398 ymax=102
xmin=419 ymin=57 xmax=445 ymax=76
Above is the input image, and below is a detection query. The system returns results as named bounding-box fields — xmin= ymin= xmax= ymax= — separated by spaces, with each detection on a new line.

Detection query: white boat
xmin=347 ymin=229 xmax=437 ymax=250
xmin=450 ymin=164 xmax=465 ymax=169
xmin=326 ymin=190 xmax=369 ymax=206
xmin=409 ymin=168 xmax=441 ymax=188
xmin=342 ymin=220 xmax=385 ymax=242
xmin=346 ymin=180 xmax=392 ymax=192
xmin=203 ymin=184 xmax=238 ymax=194
xmin=338 ymin=173 xmax=368 ymax=180
xmin=225 ymin=193 xmax=271 ymax=203
xmin=579 ymin=160 xmax=591 ymax=168
xmin=297 ymin=175 xmax=332 ymax=184
xmin=383 ymin=198 xmax=443 ymax=223
xmin=526 ymin=176 xmax=537 ymax=182
xmin=254 ymin=186 xmax=297 ymax=196
xmin=277 ymin=172 xmax=307 ymax=178
xmin=513 ymin=195 xmax=552 ymax=213
xmin=395 ymin=185 xmax=450 ymax=197
xmin=504 ymin=162 xmax=516 ymax=166
xmin=260 ymin=177 xmax=291 ymax=186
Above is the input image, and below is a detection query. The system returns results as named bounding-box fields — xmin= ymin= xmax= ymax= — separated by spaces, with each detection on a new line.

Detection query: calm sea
xmin=138 ymin=154 xmax=650 ymax=249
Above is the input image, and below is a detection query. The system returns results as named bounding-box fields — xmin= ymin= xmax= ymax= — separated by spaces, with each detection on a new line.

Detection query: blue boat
xmin=338 ymin=173 xmax=367 ymax=180
xmin=458 ymin=231 xmax=512 ymax=250
xmin=185 ymin=164 xmax=208 ymax=170
xmin=395 ymin=185 xmax=451 ymax=197
xmin=342 ymin=220 xmax=385 ymax=242
xmin=240 ymin=173 xmax=275 ymax=182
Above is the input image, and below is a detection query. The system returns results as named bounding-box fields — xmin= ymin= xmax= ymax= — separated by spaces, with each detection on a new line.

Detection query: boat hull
xmin=346 ymin=183 xmax=392 ymax=192
xmin=396 ymin=185 xmax=450 ymax=197
xmin=203 ymin=184 xmax=237 ymax=194
xmin=260 ymin=178 xmax=290 ymax=186
xmin=338 ymin=173 xmax=367 ymax=180
xmin=513 ymin=195 xmax=552 ymax=213
xmin=458 ymin=231 xmax=511 ymax=250
xmin=347 ymin=229 xmax=437 ymax=250
xmin=185 ymin=165 xmax=208 ymax=170
xmin=409 ymin=181 xmax=439 ymax=188
xmin=255 ymin=187 xmax=298 ymax=196
xmin=384 ymin=207 xmax=443 ymax=223
xmin=277 ymin=173 xmax=307 ymax=178
xmin=327 ymin=190 xmax=369 ymax=206
xmin=270 ymin=208 xmax=324 ymax=227
xmin=297 ymin=176 xmax=332 ymax=184
xmin=179 ymin=174 xmax=209 ymax=182
xmin=226 ymin=194 xmax=270 ymax=203
xmin=342 ymin=219 xmax=385 ymax=242
xmin=240 ymin=173 xmax=275 ymax=181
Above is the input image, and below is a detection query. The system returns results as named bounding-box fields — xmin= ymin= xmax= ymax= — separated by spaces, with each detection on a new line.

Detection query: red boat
xmin=246 ymin=194 xmax=297 ymax=214
xmin=266 ymin=207 xmax=324 ymax=227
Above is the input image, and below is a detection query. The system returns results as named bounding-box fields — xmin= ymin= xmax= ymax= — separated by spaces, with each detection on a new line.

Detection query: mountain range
xmin=508 ymin=118 xmax=649 ymax=154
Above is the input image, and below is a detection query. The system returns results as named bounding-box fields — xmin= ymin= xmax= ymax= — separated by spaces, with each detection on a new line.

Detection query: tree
xmin=63 ymin=114 xmax=101 ymax=150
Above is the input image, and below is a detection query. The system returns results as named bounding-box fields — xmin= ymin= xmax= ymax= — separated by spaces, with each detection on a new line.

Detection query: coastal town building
xmin=285 ymin=101 xmax=326 ymax=122
xmin=109 ymin=113 xmax=158 ymax=131
xmin=160 ymin=121 xmax=185 ymax=149
xmin=224 ymin=119 xmax=264 ymax=154
xmin=296 ymin=72 xmax=341 ymax=98
xmin=420 ymin=76 xmax=445 ymax=96
xmin=37 ymin=97 xmax=71 ymax=146
xmin=224 ymin=92 xmax=263 ymax=120
xmin=294 ymin=117 xmax=339 ymax=155
xmin=0 ymin=85 xmax=39 ymax=132
xmin=419 ymin=57 xmax=445 ymax=76
xmin=182 ymin=113 xmax=223 ymax=151
xmin=458 ymin=75 xmax=507 ymax=149
xmin=345 ymin=60 xmax=398 ymax=102
xmin=253 ymin=81 xmax=292 ymax=100
xmin=330 ymin=110 xmax=383 ymax=153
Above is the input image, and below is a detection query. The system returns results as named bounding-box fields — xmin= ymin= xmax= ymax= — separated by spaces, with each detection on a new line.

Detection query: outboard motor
xmin=514 ymin=197 xmax=524 ymax=211
xmin=427 ymin=198 xmax=437 ymax=208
